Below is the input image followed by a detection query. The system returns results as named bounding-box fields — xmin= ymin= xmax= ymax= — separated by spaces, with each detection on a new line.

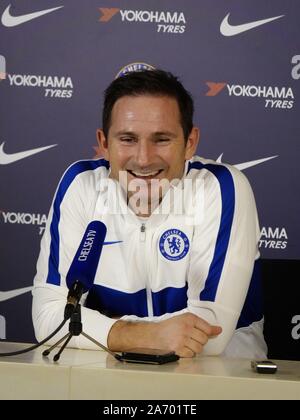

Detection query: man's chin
xmin=128 ymin=198 xmax=161 ymax=216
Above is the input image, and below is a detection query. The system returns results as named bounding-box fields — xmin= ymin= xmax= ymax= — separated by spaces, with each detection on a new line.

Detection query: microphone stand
xmin=42 ymin=304 xmax=121 ymax=362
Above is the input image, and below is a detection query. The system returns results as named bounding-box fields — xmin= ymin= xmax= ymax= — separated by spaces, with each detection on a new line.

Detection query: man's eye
xmin=120 ymin=138 xmax=135 ymax=143
xmin=156 ymin=138 xmax=170 ymax=143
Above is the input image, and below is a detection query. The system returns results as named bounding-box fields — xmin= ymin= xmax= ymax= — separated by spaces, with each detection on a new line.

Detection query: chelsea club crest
xmin=159 ymin=229 xmax=190 ymax=261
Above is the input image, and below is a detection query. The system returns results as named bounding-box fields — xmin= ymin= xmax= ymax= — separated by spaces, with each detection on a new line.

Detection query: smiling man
xmin=97 ymin=92 xmax=198 ymax=216
xmin=32 ymin=70 xmax=267 ymax=358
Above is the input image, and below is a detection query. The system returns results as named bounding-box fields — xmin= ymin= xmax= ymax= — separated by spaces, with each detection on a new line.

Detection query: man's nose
xmin=135 ymin=140 xmax=154 ymax=167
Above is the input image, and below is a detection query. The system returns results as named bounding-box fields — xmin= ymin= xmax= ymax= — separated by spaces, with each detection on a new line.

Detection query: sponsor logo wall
xmin=0 ymin=1 xmax=299 ymax=357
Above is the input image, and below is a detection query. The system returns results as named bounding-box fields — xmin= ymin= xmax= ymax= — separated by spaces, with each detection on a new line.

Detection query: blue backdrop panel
xmin=0 ymin=0 xmax=299 ymax=356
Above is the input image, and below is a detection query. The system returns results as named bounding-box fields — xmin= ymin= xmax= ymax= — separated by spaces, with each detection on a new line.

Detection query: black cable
xmin=0 ymin=317 xmax=68 ymax=357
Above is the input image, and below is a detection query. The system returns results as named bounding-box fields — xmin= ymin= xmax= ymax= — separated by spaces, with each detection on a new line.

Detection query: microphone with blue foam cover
xmin=64 ymin=221 xmax=107 ymax=319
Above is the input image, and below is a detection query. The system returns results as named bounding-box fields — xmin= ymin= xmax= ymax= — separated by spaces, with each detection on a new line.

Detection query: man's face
xmin=97 ymin=95 xmax=199 ymax=215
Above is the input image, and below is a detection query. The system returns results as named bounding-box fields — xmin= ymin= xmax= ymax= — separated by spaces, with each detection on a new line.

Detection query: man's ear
xmin=184 ymin=127 xmax=200 ymax=160
xmin=96 ymin=129 xmax=109 ymax=160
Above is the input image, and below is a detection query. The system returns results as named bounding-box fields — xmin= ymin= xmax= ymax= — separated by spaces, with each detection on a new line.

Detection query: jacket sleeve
xmin=185 ymin=164 xmax=260 ymax=354
xmin=32 ymin=163 xmax=117 ymax=349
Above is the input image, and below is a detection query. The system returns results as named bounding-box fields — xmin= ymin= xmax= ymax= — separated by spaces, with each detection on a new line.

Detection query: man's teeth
xmin=130 ymin=170 xmax=161 ymax=177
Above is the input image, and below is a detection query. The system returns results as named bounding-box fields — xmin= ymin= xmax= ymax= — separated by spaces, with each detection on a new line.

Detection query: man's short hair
xmin=102 ymin=69 xmax=194 ymax=141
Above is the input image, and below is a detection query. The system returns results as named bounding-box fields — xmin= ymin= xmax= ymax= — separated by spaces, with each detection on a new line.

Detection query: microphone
xmin=64 ymin=221 xmax=107 ymax=319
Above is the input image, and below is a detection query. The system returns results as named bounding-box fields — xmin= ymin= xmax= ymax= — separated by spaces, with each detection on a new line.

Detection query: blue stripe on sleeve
xmin=46 ymin=159 xmax=109 ymax=286
xmin=152 ymin=284 xmax=188 ymax=316
xmin=85 ymin=284 xmax=148 ymax=317
xmin=187 ymin=161 xmax=235 ymax=302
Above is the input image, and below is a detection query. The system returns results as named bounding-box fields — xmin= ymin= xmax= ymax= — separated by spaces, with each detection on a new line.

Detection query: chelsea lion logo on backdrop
xmin=159 ymin=229 xmax=190 ymax=261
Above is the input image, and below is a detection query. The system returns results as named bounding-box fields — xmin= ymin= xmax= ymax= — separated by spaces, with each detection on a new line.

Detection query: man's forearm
xmin=107 ymin=320 xmax=158 ymax=351
xmin=107 ymin=313 xmax=222 ymax=357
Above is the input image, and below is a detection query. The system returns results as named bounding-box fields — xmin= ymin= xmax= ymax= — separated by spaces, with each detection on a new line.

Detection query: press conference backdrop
xmin=0 ymin=1 xmax=299 ymax=358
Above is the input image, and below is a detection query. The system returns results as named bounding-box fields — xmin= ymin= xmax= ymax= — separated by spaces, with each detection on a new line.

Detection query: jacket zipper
xmin=140 ymin=223 xmax=146 ymax=241
xmin=140 ymin=223 xmax=153 ymax=316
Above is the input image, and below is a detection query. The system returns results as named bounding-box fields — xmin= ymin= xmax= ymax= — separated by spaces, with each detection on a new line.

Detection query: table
xmin=0 ymin=342 xmax=299 ymax=400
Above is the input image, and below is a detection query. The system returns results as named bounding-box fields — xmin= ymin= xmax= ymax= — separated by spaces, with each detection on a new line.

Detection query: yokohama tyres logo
xmin=99 ymin=8 xmax=186 ymax=34
xmin=205 ymin=81 xmax=295 ymax=109
xmin=1 ymin=210 xmax=47 ymax=235
xmin=5 ymin=73 xmax=74 ymax=99
xmin=259 ymin=226 xmax=288 ymax=250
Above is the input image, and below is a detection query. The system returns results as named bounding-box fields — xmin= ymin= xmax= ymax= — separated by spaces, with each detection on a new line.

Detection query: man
xmin=32 ymin=70 xmax=267 ymax=358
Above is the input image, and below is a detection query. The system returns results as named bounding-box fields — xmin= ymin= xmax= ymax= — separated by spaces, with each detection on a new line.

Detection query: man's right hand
xmin=155 ymin=313 xmax=222 ymax=357
xmin=107 ymin=313 xmax=222 ymax=358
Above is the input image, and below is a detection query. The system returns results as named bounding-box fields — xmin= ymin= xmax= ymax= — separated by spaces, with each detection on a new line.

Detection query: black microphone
xmin=64 ymin=221 xmax=107 ymax=319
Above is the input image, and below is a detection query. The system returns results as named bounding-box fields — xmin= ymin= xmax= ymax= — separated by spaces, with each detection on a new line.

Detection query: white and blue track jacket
xmin=32 ymin=156 xmax=267 ymax=358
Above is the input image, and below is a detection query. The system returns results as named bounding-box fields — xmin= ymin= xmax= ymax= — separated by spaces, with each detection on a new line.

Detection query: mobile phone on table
xmin=120 ymin=348 xmax=179 ymax=364
xmin=251 ymin=360 xmax=277 ymax=374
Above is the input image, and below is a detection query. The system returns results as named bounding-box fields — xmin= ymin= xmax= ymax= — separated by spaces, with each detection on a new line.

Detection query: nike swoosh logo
xmin=220 ymin=13 xmax=284 ymax=36
xmin=216 ymin=153 xmax=278 ymax=170
xmin=0 ymin=142 xmax=57 ymax=165
xmin=1 ymin=4 xmax=63 ymax=27
xmin=0 ymin=286 xmax=33 ymax=302
xmin=103 ymin=241 xmax=123 ymax=245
